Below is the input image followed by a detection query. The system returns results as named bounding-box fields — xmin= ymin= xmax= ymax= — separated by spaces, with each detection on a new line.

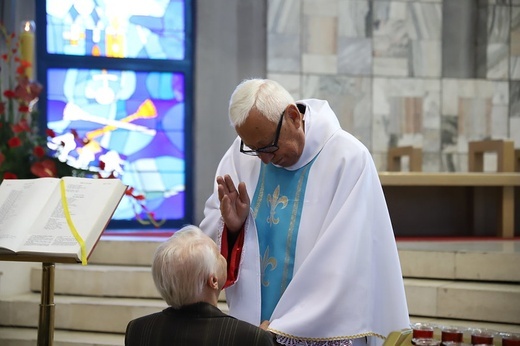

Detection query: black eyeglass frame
xmin=239 ymin=111 xmax=285 ymax=156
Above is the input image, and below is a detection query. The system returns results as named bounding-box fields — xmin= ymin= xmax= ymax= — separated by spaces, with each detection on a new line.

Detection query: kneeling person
xmin=125 ymin=225 xmax=276 ymax=346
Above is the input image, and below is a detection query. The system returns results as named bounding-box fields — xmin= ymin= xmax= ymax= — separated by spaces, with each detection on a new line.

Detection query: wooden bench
xmin=516 ymin=149 xmax=520 ymax=172
xmin=379 ymin=172 xmax=520 ymax=238
xmin=387 ymin=146 xmax=422 ymax=172
xmin=468 ymin=139 xmax=515 ymax=172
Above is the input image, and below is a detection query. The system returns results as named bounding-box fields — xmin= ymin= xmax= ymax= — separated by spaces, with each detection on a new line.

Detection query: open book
xmin=0 ymin=177 xmax=127 ymax=263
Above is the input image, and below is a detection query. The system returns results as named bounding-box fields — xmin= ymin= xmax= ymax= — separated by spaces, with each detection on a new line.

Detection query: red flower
xmin=18 ymin=104 xmax=30 ymax=113
xmin=1 ymin=54 xmax=7 ymax=61
xmin=31 ymin=159 xmax=57 ymax=178
xmin=3 ymin=90 xmax=15 ymax=98
xmin=14 ymin=76 xmax=43 ymax=104
xmin=3 ymin=172 xmax=18 ymax=179
xmin=46 ymin=129 xmax=56 ymax=138
xmin=7 ymin=137 xmax=21 ymax=148
xmin=33 ymin=146 xmax=46 ymax=158
xmin=12 ymin=119 xmax=30 ymax=133
xmin=0 ymin=151 xmax=4 ymax=166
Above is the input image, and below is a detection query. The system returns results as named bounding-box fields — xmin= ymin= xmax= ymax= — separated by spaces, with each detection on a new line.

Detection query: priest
xmin=200 ymin=78 xmax=410 ymax=346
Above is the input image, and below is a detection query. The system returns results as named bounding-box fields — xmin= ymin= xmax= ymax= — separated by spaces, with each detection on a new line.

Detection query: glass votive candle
xmin=415 ymin=338 xmax=441 ymax=346
xmin=471 ymin=329 xmax=495 ymax=345
xmin=442 ymin=327 xmax=464 ymax=345
xmin=502 ymin=333 xmax=520 ymax=346
xmin=412 ymin=323 xmax=435 ymax=340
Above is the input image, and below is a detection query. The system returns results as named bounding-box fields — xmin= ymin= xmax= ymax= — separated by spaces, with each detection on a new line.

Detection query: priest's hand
xmin=259 ymin=320 xmax=270 ymax=330
xmin=217 ymin=174 xmax=250 ymax=234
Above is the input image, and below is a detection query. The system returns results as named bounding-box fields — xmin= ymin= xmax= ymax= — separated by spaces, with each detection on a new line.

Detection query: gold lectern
xmin=0 ymin=254 xmax=82 ymax=346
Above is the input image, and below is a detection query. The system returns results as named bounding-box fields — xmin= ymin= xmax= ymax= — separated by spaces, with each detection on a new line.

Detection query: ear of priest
xmin=124 ymin=225 xmax=277 ymax=346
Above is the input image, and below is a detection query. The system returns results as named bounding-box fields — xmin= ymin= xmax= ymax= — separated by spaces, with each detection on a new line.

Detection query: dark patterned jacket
xmin=125 ymin=302 xmax=276 ymax=346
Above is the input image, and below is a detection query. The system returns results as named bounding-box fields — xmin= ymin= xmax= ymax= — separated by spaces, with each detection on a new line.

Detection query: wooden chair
xmin=387 ymin=146 xmax=422 ymax=172
xmin=468 ymin=139 xmax=515 ymax=172
xmin=515 ymin=149 xmax=520 ymax=172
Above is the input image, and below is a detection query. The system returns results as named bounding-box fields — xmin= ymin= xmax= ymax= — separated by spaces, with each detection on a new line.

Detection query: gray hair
xmin=228 ymin=78 xmax=295 ymax=126
xmin=151 ymin=225 xmax=220 ymax=308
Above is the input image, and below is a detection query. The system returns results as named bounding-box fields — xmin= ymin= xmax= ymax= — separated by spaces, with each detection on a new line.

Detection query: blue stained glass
xmin=45 ymin=0 xmax=186 ymax=60
xmin=46 ymin=68 xmax=186 ymax=222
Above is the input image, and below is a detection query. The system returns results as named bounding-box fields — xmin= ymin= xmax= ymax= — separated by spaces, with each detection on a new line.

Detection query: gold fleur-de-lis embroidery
xmin=261 ymin=246 xmax=277 ymax=287
xmin=266 ymin=185 xmax=288 ymax=226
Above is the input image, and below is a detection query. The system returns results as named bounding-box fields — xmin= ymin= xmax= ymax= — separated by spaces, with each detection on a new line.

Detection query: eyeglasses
xmin=240 ymin=111 xmax=284 ymax=156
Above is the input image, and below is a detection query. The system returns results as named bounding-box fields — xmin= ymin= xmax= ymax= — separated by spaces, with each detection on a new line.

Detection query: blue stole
xmin=252 ymin=158 xmax=317 ymax=321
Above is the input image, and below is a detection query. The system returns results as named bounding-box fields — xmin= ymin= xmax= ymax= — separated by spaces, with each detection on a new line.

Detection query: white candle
xmin=20 ymin=20 xmax=35 ymax=79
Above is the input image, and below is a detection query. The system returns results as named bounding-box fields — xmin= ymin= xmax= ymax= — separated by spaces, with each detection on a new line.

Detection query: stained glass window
xmin=45 ymin=0 xmax=186 ymax=60
xmin=37 ymin=0 xmax=193 ymax=230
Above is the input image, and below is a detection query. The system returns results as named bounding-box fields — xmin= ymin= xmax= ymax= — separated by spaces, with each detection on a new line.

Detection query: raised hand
xmin=217 ymin=174 xmax=250 ymax=233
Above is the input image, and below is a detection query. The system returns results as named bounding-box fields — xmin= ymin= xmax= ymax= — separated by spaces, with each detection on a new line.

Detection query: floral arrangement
xmin=0 ymin=23 xmax=160 ymax=227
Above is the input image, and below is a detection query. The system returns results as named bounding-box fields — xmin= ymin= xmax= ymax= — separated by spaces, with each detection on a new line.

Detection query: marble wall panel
xmin=511 ymin=81 xmax=520 ymax=116
xmin=458 ymin=97 xmax=494 ymax=143
xmin=338 ymin=37 xmax=372 ymax=75
xmin=304 ymin=16 xmax=338 ymax=55
xmin=302 ymin=75 xmax=372 ymax=149
xmin=373 ymin=1 xmax=409 ymax=76
xmin=373 ymin=78 xmax=441 ymax=158
xmin=487 ymin=43 xmax=510 ymax=80
xmin=302 ymin=2 xmax=338 ymax=74
xmin=302 ymin=54 xmax=338 ymax=74
xmin=266 ymin=0 xmax=517 ymax=172
xmin=491 ymin=105 xmax=510 ymax=138
xmin=486 ymin=5 xmax=511 ymax=79
xmin=407 ymin=2 xmax=442 ymax=40
xmin=338 ymin=1 xmax=372 ymax=75
xmin=267 ymin=73 xmax=302 ymax=101
xmin=267 ymin=0 xmax=301 ymax=73
xmin=422 ymin=152 xmax=441 ymax=172
xmin=511 ymin=117 xmax=520 ymax=145
xmin=338 ymin=0 xmax=371 ymax=38
xmin=373 ymin=57 xmax=409 ymax=77
xmin=484 ymin=0 xmax=514 ymax=4
xmin=441 ymin=79 xmax=510 ymax=172
xmin=373 ymin=0 xmax=441 ymax=2
xmin=442 ymin=0 xmax=477 ymax=78
xmin=440 ymin=115 xmax=458 ymax=171
xmin=511 ymin=7 xmax=520 ymax=79
xmin=510 ymin=81 xmax=520 ymax=144
xmin=303 ymin=0 xmax=339 ymax=17
xmin=411 ymin=40 xmax=441 ymax=77
xmin=372 ymin=153 xmax=386 ymax=172
xmin=373 ymin=1 xmax=441 ymax=77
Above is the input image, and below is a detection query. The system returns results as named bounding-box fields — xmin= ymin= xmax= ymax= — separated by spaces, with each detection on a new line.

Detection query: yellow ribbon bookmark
xmin=60 ymin=179 xmax=87 ymax=265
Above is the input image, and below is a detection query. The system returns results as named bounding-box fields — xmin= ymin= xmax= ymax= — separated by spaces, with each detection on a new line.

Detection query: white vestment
xmin=200 ymin=99 xmax=410 ymax=346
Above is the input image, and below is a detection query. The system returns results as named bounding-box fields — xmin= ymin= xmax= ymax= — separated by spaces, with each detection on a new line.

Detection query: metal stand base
xmin=37 ymin=262 xmax=55 ymax=346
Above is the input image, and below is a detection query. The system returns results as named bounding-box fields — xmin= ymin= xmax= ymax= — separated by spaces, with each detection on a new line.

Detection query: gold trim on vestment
xmin=268 ymin=329 xmax=386 ymax=341
xmin=252 ymin=165 xmax=266 ymax=218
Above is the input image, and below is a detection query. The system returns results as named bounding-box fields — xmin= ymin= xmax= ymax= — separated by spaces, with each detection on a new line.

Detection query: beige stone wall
xmin=267 ymin=0 xmax=520 ymax=172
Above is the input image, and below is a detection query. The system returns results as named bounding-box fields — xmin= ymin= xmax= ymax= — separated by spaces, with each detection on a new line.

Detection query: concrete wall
xmin=193 ymin=0 xmax=266 ymax=223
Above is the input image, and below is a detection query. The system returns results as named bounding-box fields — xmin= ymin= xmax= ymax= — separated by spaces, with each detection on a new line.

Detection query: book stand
xmin=0 ymin=176 xmax=127 ymax=345
xmin=39 ymin=262 xmax=55 ymax=346
xmin=0 ymin=255 xmax=79 ymax=346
